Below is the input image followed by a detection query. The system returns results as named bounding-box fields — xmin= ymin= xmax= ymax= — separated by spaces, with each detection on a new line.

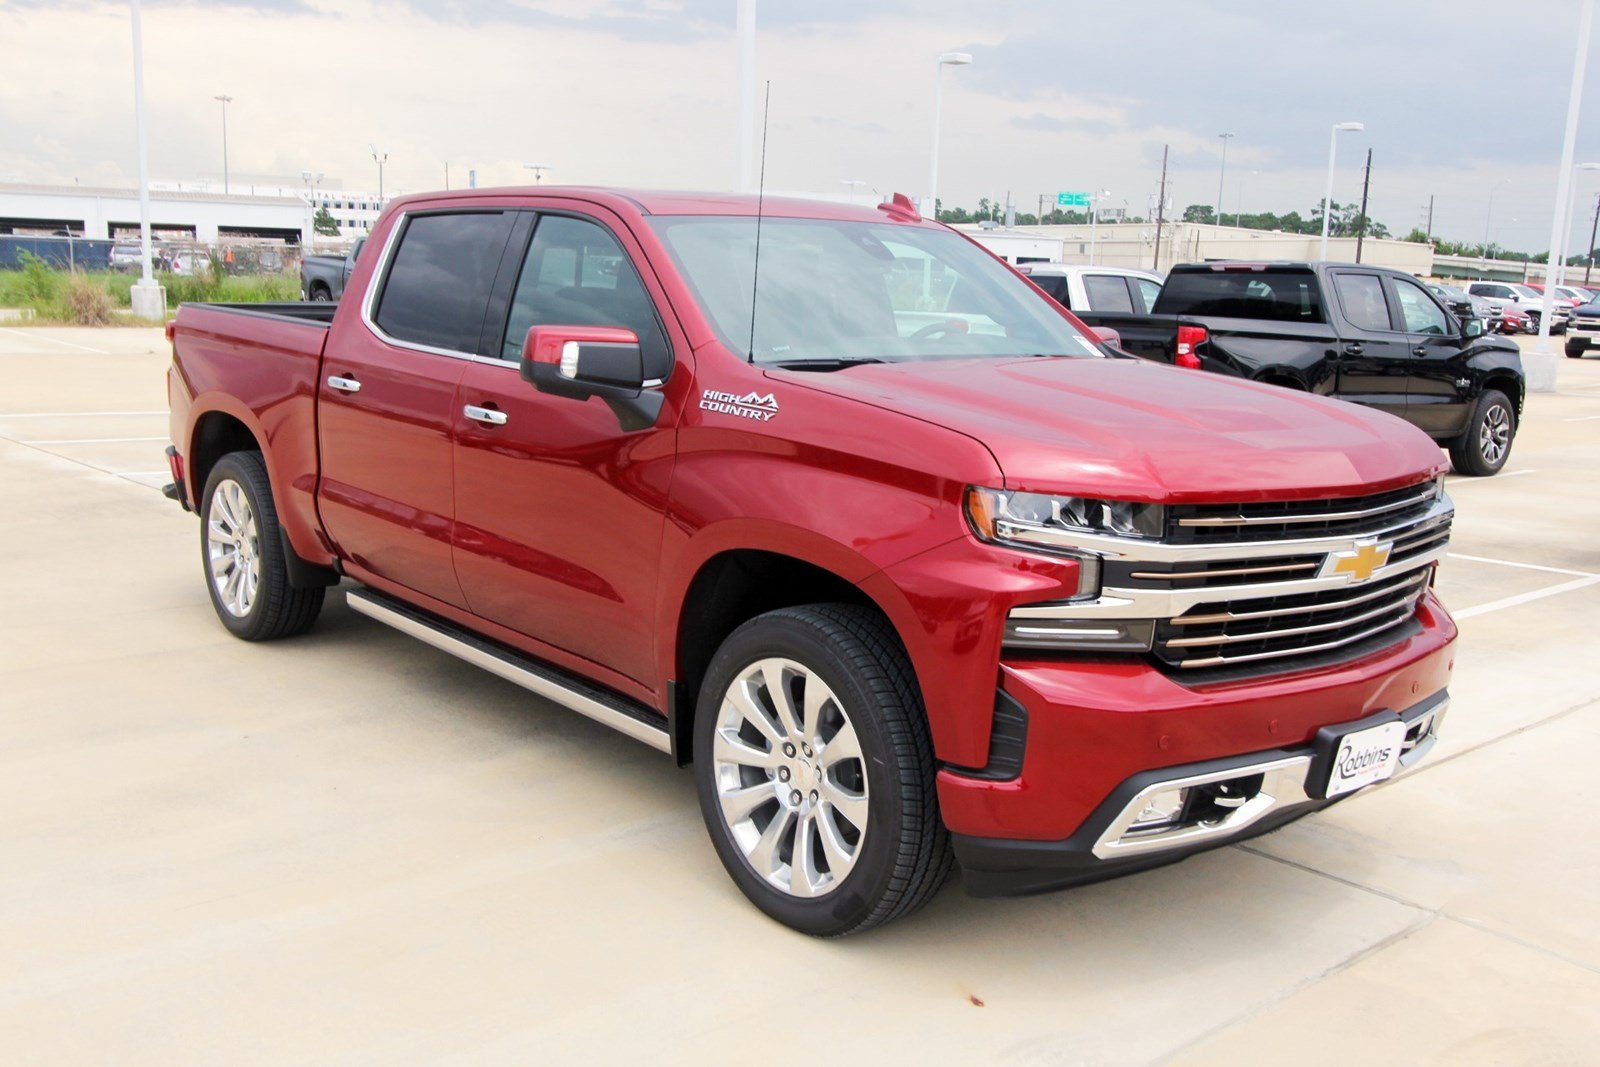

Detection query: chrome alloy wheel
xmin=1480 ymin=402 xmax=1512 ymax=466
xmin=712 ymin=657 xmax=869 ymax=898
xmin=207 ymin=479 xmax=260 ymax=618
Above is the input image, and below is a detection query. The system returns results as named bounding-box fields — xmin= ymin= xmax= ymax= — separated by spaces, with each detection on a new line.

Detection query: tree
xmin=1182 ymin=204 xmax=1217 ymax=224
xmin=1402 ymin=228 xmax=1431 ymax=245
xmin=313 ymin=206 xmax=338 ymax=237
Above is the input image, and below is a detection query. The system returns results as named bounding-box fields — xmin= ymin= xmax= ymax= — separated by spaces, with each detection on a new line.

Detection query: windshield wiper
xmin=767 ymin=357 xmax=890 ymax=372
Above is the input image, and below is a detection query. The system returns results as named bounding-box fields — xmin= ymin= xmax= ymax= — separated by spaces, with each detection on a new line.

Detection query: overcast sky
xmin=3 ymin=0 xmax=1598 ymax=252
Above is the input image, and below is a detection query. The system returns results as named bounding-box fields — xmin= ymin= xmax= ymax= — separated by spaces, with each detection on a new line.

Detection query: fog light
xmin=1128 ymin=787 xmax=1188 ymax=832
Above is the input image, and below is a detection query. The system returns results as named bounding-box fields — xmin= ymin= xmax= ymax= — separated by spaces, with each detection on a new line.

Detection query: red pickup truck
xmin=164 ymin=188 xmax=1457 ymax=936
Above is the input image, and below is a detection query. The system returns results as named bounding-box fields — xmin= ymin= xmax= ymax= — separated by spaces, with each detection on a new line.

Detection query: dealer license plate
xmin=1324 ymin=719 xmax=1406 ymax=798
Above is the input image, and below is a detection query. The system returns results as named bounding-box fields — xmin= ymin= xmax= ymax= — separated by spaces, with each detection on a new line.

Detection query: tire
xmin=200 ymin=451 xmax=325 ymax=640
xmin=1525 ymin=311 xmax=1540 ymax=334
xmin=692 ymin=604 xmax=952 ymax=937
xmin=309 ymin=284 xmax=332 ymax=302
xmin=1568 ymin=341 xmax=1587 ymax=358
xmin=1448 ymin=389 xmax=1516 ymax=477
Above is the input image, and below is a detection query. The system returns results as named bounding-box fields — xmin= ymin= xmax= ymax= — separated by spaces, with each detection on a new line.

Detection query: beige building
xmin=962 ymin=220 xmax=1434 ymax=276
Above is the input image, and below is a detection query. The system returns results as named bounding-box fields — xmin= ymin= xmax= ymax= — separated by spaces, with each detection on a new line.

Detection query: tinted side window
xmin=373 ymin=213 xmax=511 ymax=352
xmin=1333 ymin=273 xmax=1392 ymax=332
xmin=1084 ymin=275 xmax=1135 ymax=313
xmin=502 ymin=215 xmax=670 ymax=378
xmin=1153 ymin=270 xmax=1325 ymax=323
xmin=1133 ymin=277 xmax=1162 ymax=314
xmin=1029 ymin=274 xmax=1072 ymax=308
xmin=1393 ymin=278 xmax=1451 ymax=335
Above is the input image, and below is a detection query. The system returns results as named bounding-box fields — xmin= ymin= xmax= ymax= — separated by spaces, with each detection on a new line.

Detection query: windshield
xmin=648 ymin=216 xmax=1101 ymax=364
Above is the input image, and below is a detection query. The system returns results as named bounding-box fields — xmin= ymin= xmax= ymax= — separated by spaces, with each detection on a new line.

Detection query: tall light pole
xmin=1556 ymin=162 xmax=1600 ymax=285
xmin=1320 ymin=121 xmax=1363 ymax=260
xmin=369 ymin=144 xmax=389 ymax=203
xmin=128 ymin=0 xmax=163 ymax=320
xmin=523 ymin=164 xmax=551 ymax=184
xmin=1531 ymin=0 xmax=1594 ymax=390
xmin=925 ymin=51 xmax=972 ymax=219
xmin=214 ymin=94 xmax=233 ymax=194
xmin=1087 ymin=188 xmax=1110 ymax=265
xmin=1215 ymin=132 xmax=1234 ymax=227
xmin=1483 ymin=178 xmax=1511 ymax=263
xmin=840 ymin=179 xmax=867 ymax=204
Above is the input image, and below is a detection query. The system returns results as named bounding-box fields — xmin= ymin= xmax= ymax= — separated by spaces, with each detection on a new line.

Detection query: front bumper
xmin=953 ymin=690 xmax=1446 ymax=896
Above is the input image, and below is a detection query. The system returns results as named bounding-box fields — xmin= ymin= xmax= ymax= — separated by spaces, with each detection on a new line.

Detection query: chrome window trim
xmin=359 ymin=209 xmax=521 ymax=370
xmin=995 ymin=496 xmax=1452 ymax=564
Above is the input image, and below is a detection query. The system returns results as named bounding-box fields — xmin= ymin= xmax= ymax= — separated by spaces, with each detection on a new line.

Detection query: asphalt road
xmin=2 ymin=325 xmax=1597 ymax=1065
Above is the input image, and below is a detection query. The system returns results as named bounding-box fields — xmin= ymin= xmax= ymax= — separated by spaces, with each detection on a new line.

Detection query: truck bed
xmin=183 ymin=301 xmax=338 ymax=327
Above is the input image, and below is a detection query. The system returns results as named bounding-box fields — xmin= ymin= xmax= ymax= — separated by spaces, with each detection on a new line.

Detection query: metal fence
xmin=0 ymin=234 xmax=305 ymax=276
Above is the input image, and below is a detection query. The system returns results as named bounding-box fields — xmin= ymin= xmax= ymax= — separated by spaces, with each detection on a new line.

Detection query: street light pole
xmin=925 ymin=51 xmax=972 ymax=220
xmin=1320 ymin=122 xmax=1363 ymax=260
xmin=840 ymin=179 xmax=867 ymax=204
xmin=127 ymin=0 xmax=163 ymax=320
xmin=369 ymin=144 xmax=388 ymax=203
xmin=1483 ymin=179 xmax=1509 ymax=263
xmin=1215 ymin=132 xmax=1234 ymax=228
xmin=1532 ymin=0 xmax=1593 ymax=386
xmin=523 ymin=164 xmax=551 ymax=184
xmin=214 ymin=94 xmax=233 ymax=194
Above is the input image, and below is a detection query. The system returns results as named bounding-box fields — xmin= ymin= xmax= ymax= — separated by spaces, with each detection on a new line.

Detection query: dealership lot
xmin=2 ymin=326 xmax=1598 ymax=1063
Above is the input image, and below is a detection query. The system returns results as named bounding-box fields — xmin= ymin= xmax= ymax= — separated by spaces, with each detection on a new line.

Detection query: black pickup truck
xmin=299 ymin=237 xmax=366 ymax=302
xmin=1071 ymin=262 xmax=1527 ymax=476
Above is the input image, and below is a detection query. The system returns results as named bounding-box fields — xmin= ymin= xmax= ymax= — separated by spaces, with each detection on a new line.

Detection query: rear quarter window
xmin=1153 ymin=270 xmax=1325 ymax=323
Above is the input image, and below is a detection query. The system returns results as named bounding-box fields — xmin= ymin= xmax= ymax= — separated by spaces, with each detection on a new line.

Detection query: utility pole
xmin=1355 ymin=148 xmax=1373 ymax=263
xmin=444 ymin=161 xmax=450 ymax=190
xmin=1586 ymin=192 xmax=1600 ymax=286
xmin=1152 ymin=144 xmax=1169 ymax=271
xmin=1424 ymin=195 xmax=1434 ymax=244
xmin=1037 ymin=193 xmax=1046 ymax=225
xmin=214 ymin=95 xmax=233 ymax=194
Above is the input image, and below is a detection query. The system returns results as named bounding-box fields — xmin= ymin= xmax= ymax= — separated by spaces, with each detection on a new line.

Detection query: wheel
xmin=692 ymin=604 xmax=952 ymax=937
xmin=309 ymin=284 xmax=332 ymax=302
xmin=200 ymin=451 xmax=325 ymax=640
xmin=1525 ymin=311 xmax=1540 ymax=334
xmin=1448 ymin=389 xmax=1516 ymax=477
xmin=1568 ymin=341 xmax=1587 ymax=358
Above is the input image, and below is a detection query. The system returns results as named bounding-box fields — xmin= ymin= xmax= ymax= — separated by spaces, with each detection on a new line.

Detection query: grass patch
xmin=0 ymin=252 xmax=300 ymax=324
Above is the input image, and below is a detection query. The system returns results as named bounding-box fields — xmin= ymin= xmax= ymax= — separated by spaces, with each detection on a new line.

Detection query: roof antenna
xmin=746 ymin=80 xmax=771 ymax=363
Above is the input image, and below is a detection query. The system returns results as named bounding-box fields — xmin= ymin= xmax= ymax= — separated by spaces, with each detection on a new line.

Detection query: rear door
xmin=1387 ymin=273 xmax=1470 ymax=437
xmin=317 ymin=209 xmax=516 ymax=607
xmin=1326 ymin=269 xmax=1411 ymax=419
xmin=450 ymin=209 xmax=682 ymax=688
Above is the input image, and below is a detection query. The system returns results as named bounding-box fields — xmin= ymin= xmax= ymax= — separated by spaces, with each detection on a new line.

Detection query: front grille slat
xmin=1167 ymin=481 xmax=1442 ymax=544
xmin=1163 ymin=588 xmax=1426 ymax=648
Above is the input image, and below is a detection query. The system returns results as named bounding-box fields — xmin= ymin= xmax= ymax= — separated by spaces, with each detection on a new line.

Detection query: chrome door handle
xmin=327 ymin=375 xmax=362 ymax=393
xmin=463 ymin=404 xmax=508 ymax=426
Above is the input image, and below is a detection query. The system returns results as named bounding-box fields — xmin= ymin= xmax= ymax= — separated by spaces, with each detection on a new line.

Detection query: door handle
xmin=1412 ymin=345 xmax=1428 ymax=356
xmin=463 ymin=404 xmax=508 ymax=427
xmin=327 ymin=375 xmax=361 ymax=393
xmin=1342 ymin=342 xmax=1364 ymax=355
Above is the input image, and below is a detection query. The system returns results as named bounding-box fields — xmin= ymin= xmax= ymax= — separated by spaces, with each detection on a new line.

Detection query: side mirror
xmin=520 ymin=325 xmax=663 ymax=431
xmin=1464 ymin=318 xmax=1484 ymax=339
xmin=1090 ymin=325 xmax=1122 ymax=347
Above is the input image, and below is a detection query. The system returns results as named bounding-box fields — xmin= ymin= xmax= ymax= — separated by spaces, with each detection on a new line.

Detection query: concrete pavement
xmin=1 ymin=325 xmax=1597 ymax=1064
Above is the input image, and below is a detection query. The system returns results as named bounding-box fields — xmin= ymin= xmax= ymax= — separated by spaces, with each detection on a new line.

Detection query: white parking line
xmin=1446 ymin=469 xmax=1535 ymax=482
xmin=30 ymin=436 xmax=168 ymax=445
xmin=0 ymin=410 xmax=166 ymax=418
xmin=1566 ymin=414 xmax=1600 ymax=422
xmin=1454 ymin=576 xmax=1600 ymax=620
xmin=1447 ymin=553 xmax=1600 ymax=579
xmin=0 ymin=328 xmax=110 ymax=354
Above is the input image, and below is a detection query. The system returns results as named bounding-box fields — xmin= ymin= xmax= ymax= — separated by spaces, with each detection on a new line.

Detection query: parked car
xmin=1015 ymin=264 xmax=1165 ymax=324
xmin=1497 ymin=305 xmax=1532 ymax=334
xmin=109 ymin=242 xmax=143 ymax=272
xmin=163 ymin=190 xmax=1459 ymax=935
xmin=300 ymin=238 xmax=366 ymax=301
xmin=1465 ymin=281 xmax=1569 ymax=334
xmin=1566 ymin=300 xmax=1600 ymax=357
xmin=1073 ymin=261 xmax=1525 ymax=476
xmin=1426 ymin=282 xmax=1496 ymax=332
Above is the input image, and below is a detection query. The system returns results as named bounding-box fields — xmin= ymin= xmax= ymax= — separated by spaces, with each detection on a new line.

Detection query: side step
xmin=346 ymin=587 xmax=671 ymax=754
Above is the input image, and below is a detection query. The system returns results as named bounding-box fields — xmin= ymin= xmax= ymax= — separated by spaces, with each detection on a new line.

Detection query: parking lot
xmin=2 ymin=324 xmax=1598 ymax=1063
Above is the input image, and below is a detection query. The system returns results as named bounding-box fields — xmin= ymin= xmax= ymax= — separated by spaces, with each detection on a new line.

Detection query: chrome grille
xmin=1152 ymin=569 xmax=1430 ymax=671
xmin=1167 ymin=481 xmax=1441 ymax=544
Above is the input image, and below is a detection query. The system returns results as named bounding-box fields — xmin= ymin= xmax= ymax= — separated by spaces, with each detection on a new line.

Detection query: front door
xmin=1388 ymin=274 xmax=1470 ymax=438
xmin=317 ymin=209 xmax=516 ymax=608
xmin=451 ymin=210 xmax=682 ymax=687
xmin=1327 ymin=269 xmax=1411 ymax=419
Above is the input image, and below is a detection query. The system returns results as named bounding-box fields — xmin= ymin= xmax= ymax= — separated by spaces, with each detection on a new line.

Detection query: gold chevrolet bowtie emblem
xmin=1328 ymin=541 xmax=1392 ymax=583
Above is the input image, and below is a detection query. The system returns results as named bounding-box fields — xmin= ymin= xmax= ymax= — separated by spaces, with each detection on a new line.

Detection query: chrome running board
xmin=346 ymin=587 xmax=671 ymax=754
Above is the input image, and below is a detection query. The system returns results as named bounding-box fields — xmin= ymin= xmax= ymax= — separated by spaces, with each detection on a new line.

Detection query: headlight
xmin=965 ymin=486 xmax=1166 ymax=546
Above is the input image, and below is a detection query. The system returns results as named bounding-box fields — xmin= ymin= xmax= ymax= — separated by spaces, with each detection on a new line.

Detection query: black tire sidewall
xmin=199 ymin=452 xmax=284 ymax=640
xmin=692 ymin=609 xmax=920 ymax=937
xmin=1453 ymin=389 xmax=1514 ymax=476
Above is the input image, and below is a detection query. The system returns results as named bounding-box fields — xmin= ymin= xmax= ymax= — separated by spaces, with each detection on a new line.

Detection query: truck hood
xmin=781 ymin=357 xmax=1444 ymax=502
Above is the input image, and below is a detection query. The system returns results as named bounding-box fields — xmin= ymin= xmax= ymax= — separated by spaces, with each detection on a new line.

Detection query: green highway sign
xmin=1057 ymin=191 xmax=1090 ymax=207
